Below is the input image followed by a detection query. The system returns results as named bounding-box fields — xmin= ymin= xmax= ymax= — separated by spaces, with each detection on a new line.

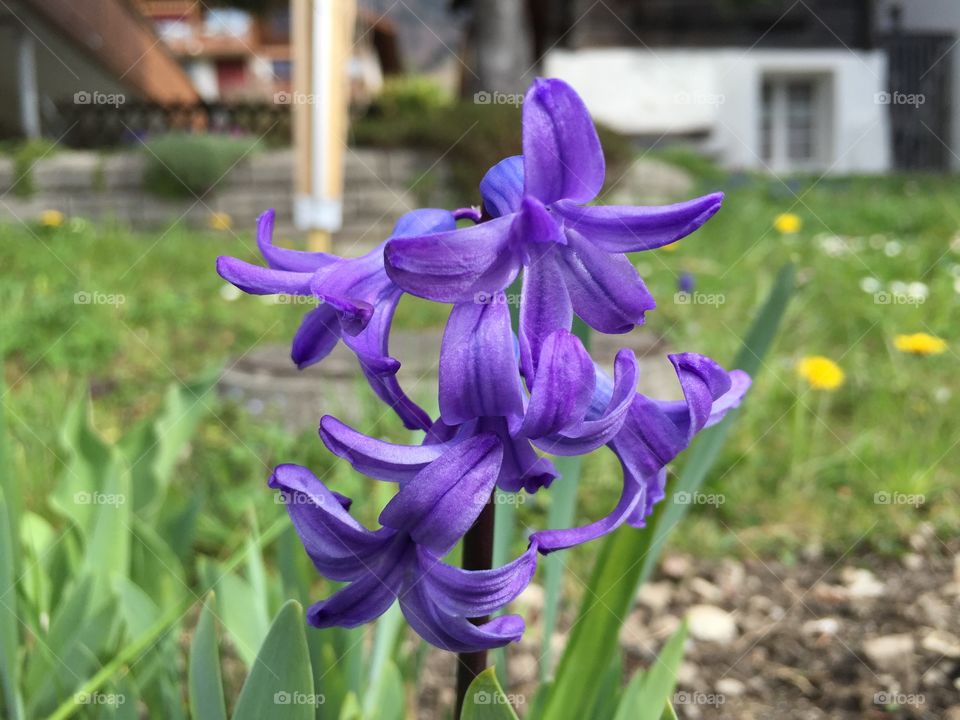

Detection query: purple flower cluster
xmin=217 ymin=78 xmax=750 ymax=652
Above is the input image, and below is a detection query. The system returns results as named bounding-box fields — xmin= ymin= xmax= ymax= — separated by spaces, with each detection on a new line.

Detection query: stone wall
xmin=0 ymin=148 xmax=449 ymax=254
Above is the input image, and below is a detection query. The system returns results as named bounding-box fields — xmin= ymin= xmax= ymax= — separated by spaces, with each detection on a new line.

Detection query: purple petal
xmin=216 ymin=256 xmax=313 ymax=296
xmin=384 ymin=216 xmax=520 ymax=303
xmin=522 ymin=78 xmax=604 ymax=205
xmin=557 ymin=230 xmax=656 ymax=333
xmin=399 ymin=582 xmax=525 ymax=652
xmin=319 ymin=415 xmax=447 ymax=483
xmin=518 ymin=250 xmax=572 ymax=380
xmin=496 ymin=432 xmax=558 ymax=493
xmin=532 ymin=449 xmax=646 ymax=554
xmin=551 ymin=192 xmax=724 ymax=253
xmin=291 ymin=304 xmax=342 ymax=369
xmin=418 ymin=542 xmax=539 ymax=617
xmin=534 ymin=349 xmax=639 ymax=456
xmin=480 ymin=155 xmax=524 ymax=218
xmin=520 ymin=330 xmax=595 ymax=439
xmin=306 ymin=539 xmax=408 ymax=627
xmin=391 ymin=207 xmax=457 ymax=238
xmin=268 ymin=464 xmax=392 ymax=581
xmin=439 ymin=298 xmax=525 ymax=425
xmin=379 ymin=434 xmax=503 ymax=555
xmin=706 ymin=369 xmax=751 ymax=427
xmin=626 ymin=468 xmax=668 ymax=528
xmin=255 ymin=209 xmax=337 ymax=272
xmin=310 ymin=248 xmax=388 ymax=334
xmin=509 ymin=197 xmax=566 ymax=261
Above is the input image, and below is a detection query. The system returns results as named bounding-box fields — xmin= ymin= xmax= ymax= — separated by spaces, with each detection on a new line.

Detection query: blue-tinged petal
xmin=518 ymin=249 xmax=572 ymax=380
xmin=519 ymin=330 xmax=595 ymax=439
xmin=310 ymin=247 xmax=388 ymax=334
xmin=268 ymin=464 xmax=393 ymax=581
xmin=495 ymin=432 xmax=558 ymax=493
xmin=399 ymin=582 xmax=525 ymax=652
xmin=532 ymin=448 xmax=646 ymax=554
xmin=339 ymin=286 xmax=432 ymax=430
xmin=552 ymin=192 xmax=723 ymax=253
xmin=379 ymin=434 xmax=503 ymax=555
xmin=384 ymin=215 xmax=520 ymax=303
xmin=360 ymin=369 xmax=433 ymax=432
xmin=439 ymin=297 xmax=525 ymax=425
xmin=391 ymin=207 xmax=457 ymax=238
xmin=319 ymin=415 xmax=447 ymax=482
xmin=534 ymin=349 xmax=638 ymax=456
xmin=558 ymin=230 xmax=656 ymax=333
xmin=658 ymin=353 xmax=736 ymax=440
xmin=509 ymin=197 xmax=565 ymax=262
xmin=255 ymin=209 xmax=337 ymax=272
xmin=480 ymin=155 xmax=524 ymax=218
xmin=625 ymin=468 xmax=667 ymax=529
xmin=417 ymin=541 xmax=539 ymax=618
xmin=216 ymin=256 xmax=313 ymax=295
xmin=290 ymin=303 xmax=342 ymax=369
xmin=306 ymin=537 xmax=408 ymax=627
xmin=705 ymin=369 xmax=751 ymax=427
xmin=522 ymin=77 xmax=604 ymax=205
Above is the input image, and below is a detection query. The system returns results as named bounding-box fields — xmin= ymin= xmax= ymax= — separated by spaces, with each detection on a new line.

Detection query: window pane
xmin=786 ymin=80 xmax=815 ymax=161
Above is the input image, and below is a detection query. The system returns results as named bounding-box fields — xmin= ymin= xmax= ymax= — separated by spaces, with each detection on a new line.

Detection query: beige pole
xmin=292 ymin=0 xmax=355 ymax=252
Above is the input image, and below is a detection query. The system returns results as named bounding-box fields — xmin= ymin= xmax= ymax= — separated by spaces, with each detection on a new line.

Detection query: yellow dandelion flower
xmin=661 ymin=242 xmax=679 ymax=253
xmin=208 ymin=212 xmax=232 ymax=231
xmin=39 ymin=209 xmax=65 ymax=228
xmin=774 ymin=212 xmax=802 ymax=234
xmin=894 ymin=333 xmax=947 ymax=356
xmin=797 ymin=356 xmax=844 ymax=391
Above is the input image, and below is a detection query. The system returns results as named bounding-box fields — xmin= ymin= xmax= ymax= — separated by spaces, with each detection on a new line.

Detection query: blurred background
xmin=1 ymin=0 xmax=958 ymax=718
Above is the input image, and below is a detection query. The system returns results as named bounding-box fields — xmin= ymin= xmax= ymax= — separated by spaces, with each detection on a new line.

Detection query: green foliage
xmin=375 ymin=75 xmax=452 ymax=117
xmin=143 ymin=133 xmax=260 ymax=198
xmin=352 ymin=97 xmax=634 ymax=206
xmin=2 ymin=139 xmax=58 ymax=198
xmin=460 ymin=668 xmax=519 ymax=720
xmin=538 ymin=269 xmax=792 ymax=720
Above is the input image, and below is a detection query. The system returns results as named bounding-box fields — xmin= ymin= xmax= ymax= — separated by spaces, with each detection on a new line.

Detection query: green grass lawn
xmin=2 ymin=167 xmax=958 ymax=563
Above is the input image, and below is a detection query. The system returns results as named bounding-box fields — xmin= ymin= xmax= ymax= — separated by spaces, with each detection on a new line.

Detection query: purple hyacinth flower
xmin=678 ymin=271 xmax=695 ymax=294
xmin=269 ymin=435 xmax=539 ymax=652
xmin=319 ymin=292 xmax=640 ymax=494
xmin=217 ymin=208 xmax=456 ymax=430
xmin=532 ymin=354 xmax=751 ymax=553
xmin=383 ymin=78 xmax=723 ymax=379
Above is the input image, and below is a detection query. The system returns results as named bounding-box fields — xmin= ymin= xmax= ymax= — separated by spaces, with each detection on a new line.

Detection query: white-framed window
xmin=760 ymin=74 xmax=832 ymax=172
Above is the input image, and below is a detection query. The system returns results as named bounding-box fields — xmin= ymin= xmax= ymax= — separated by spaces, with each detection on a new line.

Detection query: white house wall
xmin=546 ymin=48 xmax=891 ymax=174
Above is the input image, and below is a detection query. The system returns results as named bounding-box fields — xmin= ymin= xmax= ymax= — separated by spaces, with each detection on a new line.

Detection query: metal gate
xmin=881 ymin=33 xmax=954 ymax=171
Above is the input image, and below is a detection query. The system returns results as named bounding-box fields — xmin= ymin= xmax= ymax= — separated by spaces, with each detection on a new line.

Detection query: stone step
xmin=218 ymin=329 xmax=679 ymax=434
